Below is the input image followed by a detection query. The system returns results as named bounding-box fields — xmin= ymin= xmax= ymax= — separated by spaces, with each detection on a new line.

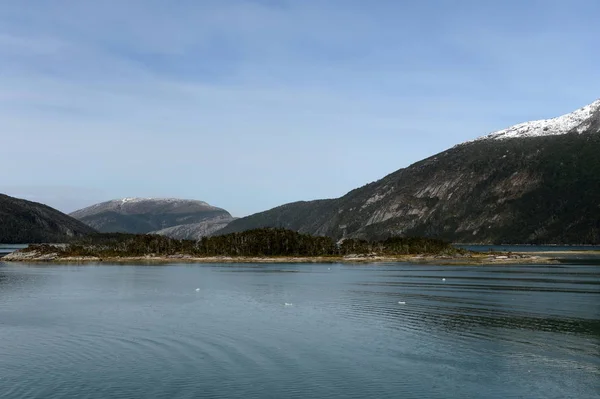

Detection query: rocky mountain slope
xmin=71 ymin=198 xmax=233 ymax=235
xmin=151 ymin=215 xmax=236 ymax=240
xmin=217 ymin=99 xmax=600 ymax=244
xmin=0 ymin=193 xmax=97 ymax=243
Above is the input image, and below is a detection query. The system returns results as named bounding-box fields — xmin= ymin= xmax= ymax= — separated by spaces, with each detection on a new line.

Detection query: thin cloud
xmin=0 ymin=0 xmax=598 ymax=215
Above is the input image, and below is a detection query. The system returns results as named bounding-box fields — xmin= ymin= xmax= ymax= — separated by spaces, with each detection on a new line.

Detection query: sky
xmin=1 ymin=0 xmax=599 ymax=216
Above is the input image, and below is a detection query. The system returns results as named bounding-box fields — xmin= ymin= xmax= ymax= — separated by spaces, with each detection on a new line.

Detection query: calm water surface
xmin=458 ymin=244 xmax=600 ymax=253
xmin=0 ymin=261 xmax=598 ymax=399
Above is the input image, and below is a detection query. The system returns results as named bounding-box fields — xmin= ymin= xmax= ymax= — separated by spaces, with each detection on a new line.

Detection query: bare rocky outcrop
xmin=150 ymin=215 xmax=236 ymax=240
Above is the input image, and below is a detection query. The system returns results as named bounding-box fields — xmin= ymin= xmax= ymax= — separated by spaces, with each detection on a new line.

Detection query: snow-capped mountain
xmin=217 ymin=99 xmax=600 ymax=244
xmin=71 ymin=197 xmax=222 ymax=218
xmin=475 ymin=99 xmax=600 ymax=141
xmin=71 ymin=198 xmax=233 ymax=235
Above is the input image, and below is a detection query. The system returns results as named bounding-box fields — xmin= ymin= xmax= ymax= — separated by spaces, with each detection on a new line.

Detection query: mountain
xmin=216 ymin=99 xmax=600 ymax=244
xmin=150 ymin=215 xmax=236 ymax=240
xmin=71 ymin=198 xmax=233 ymax=235
xmin=0 ymin=193 xmax=97 ymax=243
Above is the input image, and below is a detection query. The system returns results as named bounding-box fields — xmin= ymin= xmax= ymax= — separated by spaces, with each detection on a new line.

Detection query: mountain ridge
xmin=471 ymin=99 xmax=600 ymax=141
xmin=215 ymin=99 xmax=600 ymax=244
xmin=71 ymin=198 xmax=233 ymax=235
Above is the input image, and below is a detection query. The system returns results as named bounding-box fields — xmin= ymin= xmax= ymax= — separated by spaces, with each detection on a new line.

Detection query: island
xmin=2 ymin=228 xmax=555 ymax=265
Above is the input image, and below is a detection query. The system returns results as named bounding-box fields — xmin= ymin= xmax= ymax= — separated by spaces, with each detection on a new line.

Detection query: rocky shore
xmin=2 ymin=247 xmax=556 ymax=265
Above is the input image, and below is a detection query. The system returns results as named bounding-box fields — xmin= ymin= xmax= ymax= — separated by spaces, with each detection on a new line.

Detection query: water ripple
xmin=0 ymin=262 xmax=598 ymax=398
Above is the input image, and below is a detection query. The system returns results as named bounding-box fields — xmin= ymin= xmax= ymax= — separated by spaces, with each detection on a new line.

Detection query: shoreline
xmin=512 ymin=250 xmax=600 ymax=255
xmin=2 ymin=252 xmax=559 ymax=265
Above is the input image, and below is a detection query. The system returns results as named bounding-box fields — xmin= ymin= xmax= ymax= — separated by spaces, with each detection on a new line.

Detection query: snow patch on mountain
xmin=70 ymin=198 xmax=224 ymax=219
xmin=472 ymin=99 xmax=600 ymax=142
xmin=118 ymin=197 xmax=210 ymax=206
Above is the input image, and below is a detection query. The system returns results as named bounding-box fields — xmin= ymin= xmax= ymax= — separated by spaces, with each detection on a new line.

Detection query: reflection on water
xmin=0 ymin=261 xmax=598 ymax=399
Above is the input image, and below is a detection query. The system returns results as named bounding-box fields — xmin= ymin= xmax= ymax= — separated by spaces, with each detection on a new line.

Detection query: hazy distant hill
xmin=217 ymin=99 xmax=600 ymax=244
xmin=71 ymin=198 xmax=233 ymax=235
xmin=0 ymin=193 xmax=96 ymax=243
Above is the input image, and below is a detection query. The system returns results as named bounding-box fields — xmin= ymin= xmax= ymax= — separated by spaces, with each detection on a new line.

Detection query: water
xmin=458 ymin=244 xmax=600 ymax=253
xmin=0 ymin=261 xmax=598 ymax=399
xmin=0 ymin=244 xmax=28 ymax=258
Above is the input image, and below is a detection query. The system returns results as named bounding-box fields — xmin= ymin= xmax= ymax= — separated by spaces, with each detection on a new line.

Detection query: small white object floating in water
xmin=195 ymin=288 xmax=200 ymax=292
xmin=442 ymin=278 xmax=446 ymax=281
xmin=328 ymin=268 xmax=331 ymax=270
xmin=398 ymin=301 xmax=406 ymax=305
xmin=284 ymin=303 xmax=293 ymax=306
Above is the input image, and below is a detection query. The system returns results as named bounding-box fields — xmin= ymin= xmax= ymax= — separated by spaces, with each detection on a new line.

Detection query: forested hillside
xmin=0 ymin=194 xmax=96 ymax=243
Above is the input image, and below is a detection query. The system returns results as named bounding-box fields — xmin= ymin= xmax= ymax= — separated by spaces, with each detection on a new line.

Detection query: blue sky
xmin=1 ymin=0 xmax=598 ymax=216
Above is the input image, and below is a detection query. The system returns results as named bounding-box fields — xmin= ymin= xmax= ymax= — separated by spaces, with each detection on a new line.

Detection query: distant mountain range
xmin=70 ymin=198 xmax=235 ymax=239
xmin=3 ymin=99 xmax=599 ymax=245
xmin=217 ymin=99 xmax=600 ymax=244
xmin=0 ymin=194 xmax=96 ymax=244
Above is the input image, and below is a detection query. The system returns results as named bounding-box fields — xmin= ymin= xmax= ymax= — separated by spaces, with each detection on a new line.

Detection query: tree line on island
xmin=26 ymin=228 xmax=462 ymax=258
